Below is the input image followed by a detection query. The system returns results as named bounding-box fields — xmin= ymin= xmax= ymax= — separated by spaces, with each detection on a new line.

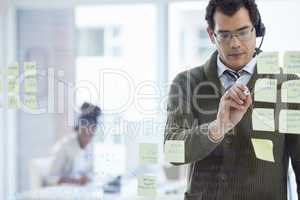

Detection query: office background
xmin=0 ymin=0 xmax=299 ymax=199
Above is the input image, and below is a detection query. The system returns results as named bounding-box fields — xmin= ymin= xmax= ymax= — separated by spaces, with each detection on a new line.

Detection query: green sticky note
xmin=251 ymin=138 xmax=274 ymax=162
xmin=254 ymin=79 xmax=277 ymax=103
xmin=281 ymin=80 xmax=300 ymax=103
xmin=24 ymin=61 xmax=37 ymax=77
xmin=257 ymin=52 xmax=280 ymax=74
xmin=7 ymin=95 xmax=19 ymax=109
xmin=279 ymin=110 xmax=300 ymax=134
xmin=7 ymin=79 xmax=19 ymax=93
xmin=24 ymin=77 xmax=38 ymax=93
xmin=252 ymin=108 xmax=275 ymax=132
xmin=24 ymin=95 xmax=38 ymax=109
xmin=283 ymin=51 xmax=300 ymax=74
xmin=139 ymin=143 xmax=158 ymax=164
xmin=7 ymin=63 xmax=19 ymax=77
xmin=137 ymin=175 xmax=156 ymax=197
xmin=164 ymin=140 xmax=185 ymax=163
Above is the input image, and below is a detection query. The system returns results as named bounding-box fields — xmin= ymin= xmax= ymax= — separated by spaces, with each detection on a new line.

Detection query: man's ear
xmin=207 ymin=27 xmax=215 ymax=44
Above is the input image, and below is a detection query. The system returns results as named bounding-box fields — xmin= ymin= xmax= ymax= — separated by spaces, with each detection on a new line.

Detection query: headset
xmin=254 ymin=9 xmax=266 ymax=56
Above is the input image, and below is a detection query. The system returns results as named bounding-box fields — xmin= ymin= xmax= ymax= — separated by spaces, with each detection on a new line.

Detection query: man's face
xmin=207 ymin=7 xmax=256 ymax=70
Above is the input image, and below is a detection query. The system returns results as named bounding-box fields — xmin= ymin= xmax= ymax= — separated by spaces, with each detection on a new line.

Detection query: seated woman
xmin=46 ymin=102 xmax=101 ymax=186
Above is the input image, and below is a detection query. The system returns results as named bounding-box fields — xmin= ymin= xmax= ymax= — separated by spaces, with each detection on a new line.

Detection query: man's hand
xmin=209 ymin=83 xmax=252 ymax=140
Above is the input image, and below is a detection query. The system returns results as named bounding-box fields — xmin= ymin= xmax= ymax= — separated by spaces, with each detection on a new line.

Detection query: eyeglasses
xmin=213 ymin=27 xmax=255 ymax=43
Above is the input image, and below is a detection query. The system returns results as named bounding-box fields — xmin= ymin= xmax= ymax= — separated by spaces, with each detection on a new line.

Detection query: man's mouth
xmin=228 ymin=53 xmax=245 ymax=58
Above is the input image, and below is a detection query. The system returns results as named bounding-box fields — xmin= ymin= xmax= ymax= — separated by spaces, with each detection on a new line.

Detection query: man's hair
xmin=205 ymin=0 xmax=260 ymax=30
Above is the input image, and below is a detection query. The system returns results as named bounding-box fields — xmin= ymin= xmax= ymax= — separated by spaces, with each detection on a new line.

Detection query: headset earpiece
xmin=255 ymin=11 xmax=266 ymax=37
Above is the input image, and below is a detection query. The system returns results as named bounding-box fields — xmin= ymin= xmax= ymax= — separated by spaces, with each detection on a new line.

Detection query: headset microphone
xmin=254 ymin=10 xmax=266 ymax=56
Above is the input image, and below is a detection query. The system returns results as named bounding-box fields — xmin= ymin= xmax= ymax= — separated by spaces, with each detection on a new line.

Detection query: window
xmin=168 ymin=1 xmax=215 ymax=82
xmin=75 ymin=4 xmax=158 ymax=176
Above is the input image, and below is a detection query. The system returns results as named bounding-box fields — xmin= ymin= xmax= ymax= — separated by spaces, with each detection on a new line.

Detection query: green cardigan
xmin=164 ymin=51 xmax=300 ymax=200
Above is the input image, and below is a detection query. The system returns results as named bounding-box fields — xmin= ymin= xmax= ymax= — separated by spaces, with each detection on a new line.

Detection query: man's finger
xmin=228 ymin=90 xmax=244 ymax=105
xmin=226 ymin=99 xmax=245 ymax=110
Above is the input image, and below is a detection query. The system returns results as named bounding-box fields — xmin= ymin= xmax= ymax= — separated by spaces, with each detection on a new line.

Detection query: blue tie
xmin=223 ymin=70 xmax=245 ymax=90
xmin=224 ymin=70 xmax=240 ymax=81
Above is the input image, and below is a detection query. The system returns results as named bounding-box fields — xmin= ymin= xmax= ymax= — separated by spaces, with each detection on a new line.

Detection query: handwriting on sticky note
xmin=137 ymin=175 xmax=156 ymax=197
xmin=139 ymin=143 xmax=158 ymax=164
xmin=7 ymin=63 xmax=19 ymax=77
xmin=24 ymin=61 xmax=37 ymax=77
xmin=164 ymin=140 xmax=185 ymax=163
xmin=279 ymin=110 xmax=300 ymax=134
xmin=24 ymin=77 xmax=38 ymax=93
xmin=24 ymin=95 xmax=38 ymax=109
xmin=7 ymin=79 xmax=19 ymax=93
xmin=7 ymin=95 xmax=19 ymax=109
xmin=283 ymin=51 xmax=300 ymax=74
xmin=251 ymin=138 xmax=274 ymax=162
xmin=254 ymin=79 xmax=277 ymax=103
xmin=281 ymin=80 xmax=300 ymax=103
xmin=252 ymin=108 xmax=275 ymax=132
xmin=257 ymin=52 xmax=280 ymax=74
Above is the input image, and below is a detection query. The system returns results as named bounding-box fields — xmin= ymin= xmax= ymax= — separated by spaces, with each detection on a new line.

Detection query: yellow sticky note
xmin=279 ymin=110 xmax=300 ymax=134
xmin=7 ymin=63 xmax=19 ymax=77
xmin=252 ymin=108 xmax=275 ymax=132
xmin=164 ymin=140 xmax=185 ymax=163
xmin=24 ymin=77 xmax=38 ymax=93
xmin=23 ymin=95 xmax=38 ymax=109
xmin=283 ymin=51 xmax=300 ymax=74
xmin=24 ymin=61 xmax=37 ymax=77
xmin=281 ymin=80 xmax=300 ymax=103
xmin=251 ymin=138 xmax=274 ymax=162
xmin=254 ymin=79 xmax=277 ymax=103
xmin=257 ymin=52 xmax=280 ymax=74
xmin=7 ymin=79 xmax=19 ymax=93
xmin=7 ymin=95 xmax=19 ymax=109
xmin=137 ymin=175 xmax=156 ymax=197
xmin=139 ymin=143 xmax=158 ymax=164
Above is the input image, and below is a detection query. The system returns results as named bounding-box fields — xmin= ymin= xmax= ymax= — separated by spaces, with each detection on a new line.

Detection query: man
xmin=164 ymin=0 xmax=300 ymax=199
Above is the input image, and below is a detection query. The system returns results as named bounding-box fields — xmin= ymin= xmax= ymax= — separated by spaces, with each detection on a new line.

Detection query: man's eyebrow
xmin=217 ymin=25 xmax=251 ymax=33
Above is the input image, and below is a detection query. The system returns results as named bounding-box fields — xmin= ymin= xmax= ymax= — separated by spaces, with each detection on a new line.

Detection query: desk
xmin=16 ymin=180 xmax=185 ymax=200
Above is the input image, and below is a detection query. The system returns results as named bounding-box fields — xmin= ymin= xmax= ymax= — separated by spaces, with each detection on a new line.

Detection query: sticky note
xmin=24 ymin=77 xmax=38 ymax=93
xmin=252 ymin=108 xmax=275 ymax=132
xmin=23 ymin=95 xmax=38 ymax=109
xmin=283 ymin=51 xmax=300 ymax=74
xmin=7 ymin=63 xmax=19 ymax=77
xmin=254 ymin=79 xmax=277 ymax=103
xmin=257 ymin=52 xmax=280 ymax=74
xmin=251 ymin=138 xmax=274 ymax=162
xmin=24 ymin=61 xmax=37 ymax=77
xmin=137 ymin=175 xmax=156 ymax=197
xmin=281 ymin=80 xmax=300 ymax=103
xmin=139 ymin=143 xmax=158 ymax=164
xmin=164 ymin=140 xmax=185 ymax=163
xmin=7 ymin=79 xmax=19 ymax=93
xmin=279 ymin=110 xmax=300 ymax=134
xmin=7 ymin=95 xmax=19 ymax=109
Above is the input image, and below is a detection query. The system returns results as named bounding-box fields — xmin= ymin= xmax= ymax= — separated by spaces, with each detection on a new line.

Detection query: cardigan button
xmin=219 ymin=174 xmax=227 ymax=182
xmin=225 ymin=137 xmax=232 ymax=144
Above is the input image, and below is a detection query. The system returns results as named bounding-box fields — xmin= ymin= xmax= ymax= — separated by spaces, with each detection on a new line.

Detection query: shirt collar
xmin=217 ymin=54 xmax=257 ymax=77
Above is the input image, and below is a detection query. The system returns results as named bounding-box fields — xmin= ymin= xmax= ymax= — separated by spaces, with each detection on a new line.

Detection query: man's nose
xmin=229 ymin=35 xmax=241 ymax=49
